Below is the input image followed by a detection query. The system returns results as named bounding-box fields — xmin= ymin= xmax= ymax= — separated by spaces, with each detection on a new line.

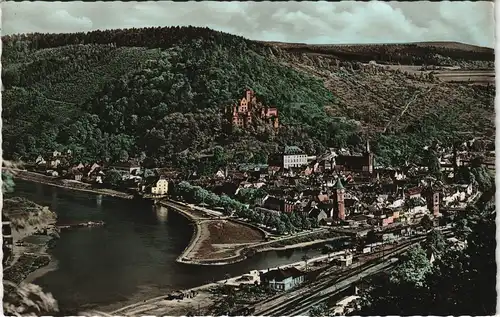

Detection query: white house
xmin=388 ymin=198 xmax=405 ymax=209
xmin=151 ymin=177 xmax=169 ymax=195
xmin=394 ymin=171 xmax=406 ymax=180
xmin=282 ymin=146 xmax=308 ymax=169
xmin=443 ymin=185 xmax=473 ymax=207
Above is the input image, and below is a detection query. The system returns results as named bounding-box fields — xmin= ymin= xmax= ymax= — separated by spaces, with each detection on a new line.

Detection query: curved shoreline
xmin=160 ymin=201 xmax=204 ymax=264
xmin=14 ymin=177 xmax=344 ymax=268
xmin=162 ymin=200 xmax=346 ymax=266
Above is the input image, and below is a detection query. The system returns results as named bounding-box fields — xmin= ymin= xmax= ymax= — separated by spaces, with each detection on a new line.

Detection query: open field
xmin=192 ymin=220 xmax=265 ymax=260
xmin=434 ymin=70 xmax=494 ymax=84
xmin=161 ymin=201 xmax=267 ymax=265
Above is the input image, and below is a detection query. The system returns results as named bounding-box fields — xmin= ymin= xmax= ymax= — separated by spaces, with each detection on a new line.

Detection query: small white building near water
xmin=151 ymin=177 xmax=169 ymax=195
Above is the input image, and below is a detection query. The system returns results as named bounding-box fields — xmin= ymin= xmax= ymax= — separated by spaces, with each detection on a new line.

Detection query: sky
xmin=2 ymin=1 xmax=495 ymax=48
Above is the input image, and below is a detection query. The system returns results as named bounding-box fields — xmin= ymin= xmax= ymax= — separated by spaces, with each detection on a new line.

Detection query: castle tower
xmin=245 ymin=89 xmax=253 ymax=103
xmin=333 ymin=178 xmax=346 ymax=220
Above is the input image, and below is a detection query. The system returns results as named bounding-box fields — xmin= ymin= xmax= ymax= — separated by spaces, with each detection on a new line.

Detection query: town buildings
xmin=328 ymin=141 xmax=374 ymax=174
xmin=24 ymin=137 xmax=487 ymax=242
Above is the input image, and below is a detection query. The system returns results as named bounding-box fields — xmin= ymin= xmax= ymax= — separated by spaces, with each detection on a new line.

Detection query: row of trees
xmin=174 ymin=182 xmax=319 ymax=235
xmin=175 ymin=181 xmax=247 ymax=216
xmin=237 ymin=207 xmax=320 ymax=235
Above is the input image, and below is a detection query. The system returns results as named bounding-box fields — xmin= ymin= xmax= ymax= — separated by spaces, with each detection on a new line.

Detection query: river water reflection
xmin=12 ymin=180 xmax=325 ymax=313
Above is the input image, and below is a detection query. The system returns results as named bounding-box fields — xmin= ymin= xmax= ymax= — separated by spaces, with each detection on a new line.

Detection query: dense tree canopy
xmin=3 ymin=27 xmax=365 ymax=166
xmin=2 ymin=26 xmax=494 ymax=168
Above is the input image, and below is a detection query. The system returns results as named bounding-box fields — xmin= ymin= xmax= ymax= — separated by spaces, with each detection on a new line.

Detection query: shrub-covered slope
xmin=2 ymin=27 xmax=495 ymax=168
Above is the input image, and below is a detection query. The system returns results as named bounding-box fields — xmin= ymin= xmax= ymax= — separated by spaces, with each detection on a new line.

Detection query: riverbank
xmin=109 ymin=238 xmax=409 ymax=317
xmin=12 ymin=169 xmax=134 ymax=199
xmin=162 ymin=200 xmax=347 ymax=266
xmin=108 ymin=248 xmax=353 ymax=316
xmin=3 ymin=197 xmax=60 ymax=285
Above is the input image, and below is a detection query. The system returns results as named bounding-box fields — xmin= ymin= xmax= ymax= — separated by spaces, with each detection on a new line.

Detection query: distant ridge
xmin=262 ymin=41 xmax=493 ymax=52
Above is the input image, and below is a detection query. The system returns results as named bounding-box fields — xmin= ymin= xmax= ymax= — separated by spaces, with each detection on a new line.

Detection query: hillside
xmin=2 ymin=27 xmax=495 ymax=169
xmin=262 ymin=41 xmax=494 ymax=68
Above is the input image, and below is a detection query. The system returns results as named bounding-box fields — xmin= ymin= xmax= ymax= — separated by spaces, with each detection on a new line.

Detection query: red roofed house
xmin=406 ymin=187 xmax=422 ymax=199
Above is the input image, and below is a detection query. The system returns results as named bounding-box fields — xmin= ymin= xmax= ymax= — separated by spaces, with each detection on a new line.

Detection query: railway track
xmin=254 ymin=245 xmax=407 ymax=316
xmin=253 ymin=229 xmax=453 ymax=316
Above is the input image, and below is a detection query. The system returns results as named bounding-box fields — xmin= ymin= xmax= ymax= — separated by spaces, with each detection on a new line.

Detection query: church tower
xmin=364 ymin=140 xmax=374 ymax=174
xmin=431 ymin=191 xmax=440 ymax=217
xmin=333 ymin=178 xmax=346 ymax=220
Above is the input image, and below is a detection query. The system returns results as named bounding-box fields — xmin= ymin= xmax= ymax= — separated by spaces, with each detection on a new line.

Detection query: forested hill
xmin=2 ymin=26 xmax=495 ymax=168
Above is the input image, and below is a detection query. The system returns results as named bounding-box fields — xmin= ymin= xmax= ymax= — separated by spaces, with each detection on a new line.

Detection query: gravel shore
xmin=3 ymin=197 xmax=60 ymax=285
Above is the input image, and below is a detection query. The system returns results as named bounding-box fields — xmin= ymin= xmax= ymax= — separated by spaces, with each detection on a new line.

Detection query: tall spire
xmin=366 ymin=139 xmax=371 ymax=153
xmin=334 ymin=178 xmax=344 ymax=190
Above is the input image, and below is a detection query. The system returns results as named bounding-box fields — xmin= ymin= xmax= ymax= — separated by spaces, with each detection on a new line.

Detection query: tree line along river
xmin=12 ymin=180 xmax=334 ymax=314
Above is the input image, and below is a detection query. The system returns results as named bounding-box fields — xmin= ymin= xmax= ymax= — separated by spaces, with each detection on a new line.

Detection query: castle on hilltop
xmin=225 ymin=89 xmax=279 ymax=130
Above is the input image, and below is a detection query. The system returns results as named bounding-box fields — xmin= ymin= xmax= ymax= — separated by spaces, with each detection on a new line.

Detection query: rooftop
xmin=284 ymin=146 xmax=305 ymax=155
xmin=260 ymin=267 xmax=305 ymax=282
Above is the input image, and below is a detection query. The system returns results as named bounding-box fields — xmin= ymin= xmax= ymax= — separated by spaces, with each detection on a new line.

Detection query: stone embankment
xmin=13 ymin=169 xmax=134 ymax=199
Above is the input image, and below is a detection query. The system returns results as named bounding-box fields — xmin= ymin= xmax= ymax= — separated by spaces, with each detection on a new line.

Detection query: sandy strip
xmin=13 ymin=170 xmax=134 ymax=199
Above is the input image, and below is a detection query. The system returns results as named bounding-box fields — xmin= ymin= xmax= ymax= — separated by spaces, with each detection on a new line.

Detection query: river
xmin=12 ymin=180 xmax=328 ymax=313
